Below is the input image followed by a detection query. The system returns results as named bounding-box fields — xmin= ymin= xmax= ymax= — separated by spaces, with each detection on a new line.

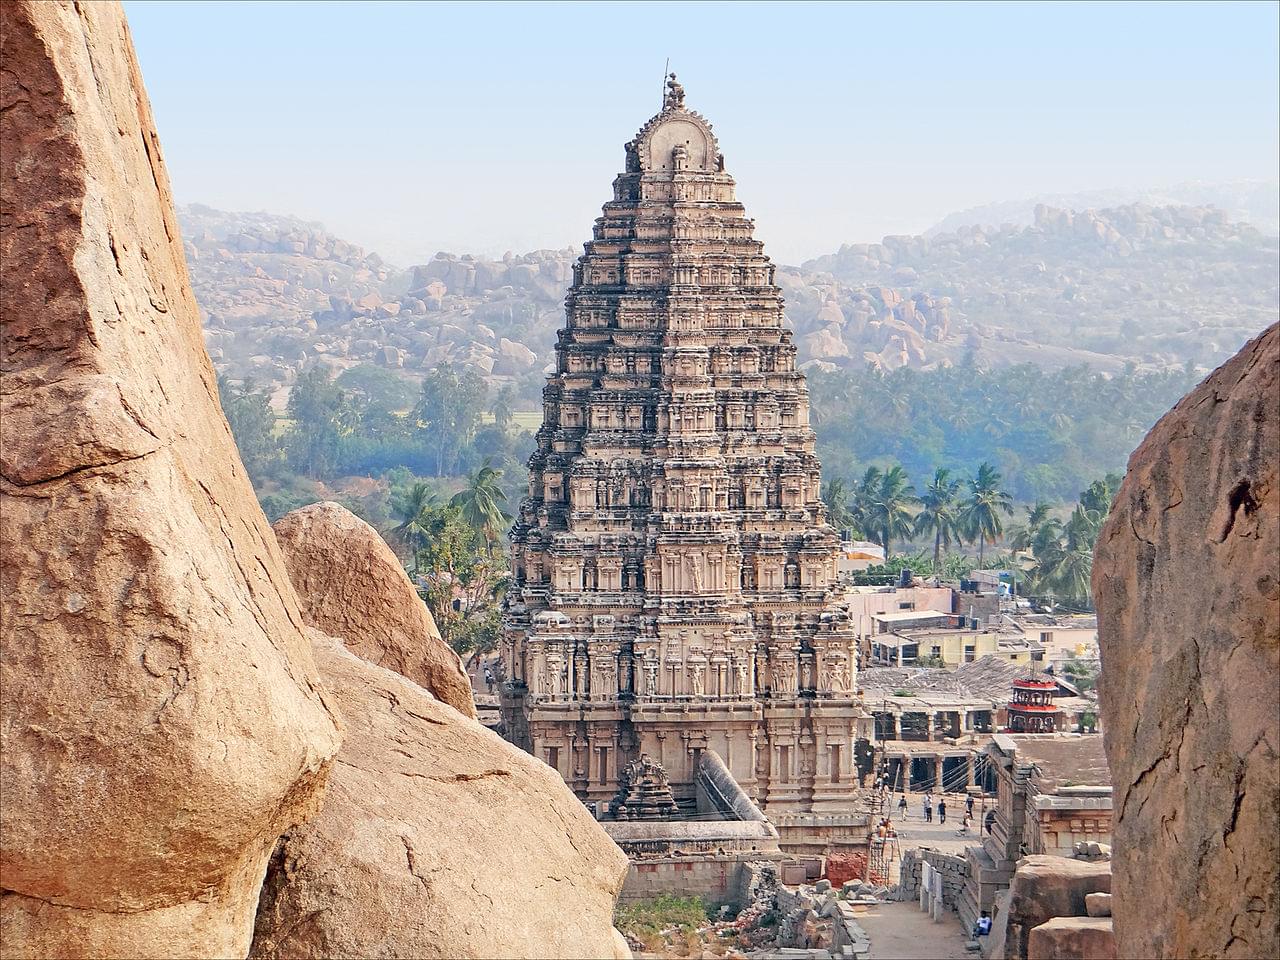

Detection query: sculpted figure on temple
xmin=664 ymin=72 xmax=685 ymax=109
xmin=687 ymin=553 xmax=704 ymax=592
xmin=595 ymin=657 xmax=616 ymax=699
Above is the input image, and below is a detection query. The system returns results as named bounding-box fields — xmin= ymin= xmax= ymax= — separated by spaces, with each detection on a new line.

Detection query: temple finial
xmin=663 ymin=72 xmax=685 ymax=110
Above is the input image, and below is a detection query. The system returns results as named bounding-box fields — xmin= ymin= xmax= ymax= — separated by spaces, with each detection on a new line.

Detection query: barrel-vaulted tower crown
xmin=500 ymin=79 xmax=866 ymax=819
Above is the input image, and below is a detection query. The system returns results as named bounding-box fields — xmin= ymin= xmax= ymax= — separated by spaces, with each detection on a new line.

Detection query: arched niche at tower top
xmin=636 ymin=112 xmax=719 ymax=174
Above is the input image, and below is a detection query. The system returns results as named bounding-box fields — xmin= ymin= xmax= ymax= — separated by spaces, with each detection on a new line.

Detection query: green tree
xmin=217 ymin=374 xmax=280 ymax=479
xmin=868 ymin=464 xmax=918 ymax=558
xmin=416 ymin=364 xmax=487 ymax=476
xmin=286 ymin=367 xmax=359 ymax=479
xmin=1010 ymin=502 xmax=1054 ymax=552
xmin=413 ymin=504 xmax=509 ymax=659
xmin=490 ymin=384 xmax=516 ymax=431
xmin=914 ymin=467 xmax=964 ymax=575
xmin=849 ymin=466 xmax=883 ymax=539
xmin=821 ymin=475 xmax=856 ymax=533
xmin=449 ymin=461 xmax=513 ymax=554
xmin=390 ymin=480 xmax=438 ymax=577
xmin=960 ymin=462 xmax=1014 ymax=566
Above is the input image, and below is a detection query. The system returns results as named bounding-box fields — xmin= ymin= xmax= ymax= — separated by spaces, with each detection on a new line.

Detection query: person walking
xmin=966 ymin=793 xmax=975 ymax=817
xmin=923 ymin=798 xmax=932 ymax=822
xmin=898 ymin=794 xmax=908 ymax=819
xmin=938 ymin=798 xmax=947 ymax=824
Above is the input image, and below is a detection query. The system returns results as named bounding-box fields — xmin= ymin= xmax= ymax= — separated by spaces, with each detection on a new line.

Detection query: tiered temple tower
xmin=501 ymin=77 xmax=866 ymax=818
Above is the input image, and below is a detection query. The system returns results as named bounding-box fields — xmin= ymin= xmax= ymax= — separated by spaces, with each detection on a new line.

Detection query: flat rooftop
xmin=862 ymin=655 xmax=1047 ymax=703
xmin=873 ymin=609 xmax=952 ymax=623
xmin=999 ymin=734 xmax=1112 ymax=791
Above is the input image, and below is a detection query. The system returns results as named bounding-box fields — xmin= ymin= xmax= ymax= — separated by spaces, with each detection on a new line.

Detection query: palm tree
xmin=869 ymin=465 xmax=918 ymax=558
xmin=849 ymin=466 xmax=883 ymax=541
xmin=914 ymin=468 xmax=963 ymax=575
xmin=392 ymin=481 xmax=437 ymax=577
xmin=960 ymin=462 xmax=1014 ymax=567
xmin=449 ymin=461 xmax=512 ymax=554
xmin=490 ymin=385 xmax=516 ymax=431
xmin=1010 ymin=502 xmax=1063 ymax=565
xmin=822 ymin=476 xmax=856 ymax=534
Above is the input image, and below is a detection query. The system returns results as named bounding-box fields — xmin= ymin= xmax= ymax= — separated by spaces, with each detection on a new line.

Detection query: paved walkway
xmin=854 ymin=899 xmax=971 ymax=960
xmin=883 ymin=790 xmax=990 ymax=856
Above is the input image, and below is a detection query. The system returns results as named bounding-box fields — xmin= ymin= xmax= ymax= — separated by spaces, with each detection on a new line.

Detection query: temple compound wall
xmin=500 ymin=78 xmax=869 ymax=843
xmin=609 ymin=751 xmax=784 ymax=906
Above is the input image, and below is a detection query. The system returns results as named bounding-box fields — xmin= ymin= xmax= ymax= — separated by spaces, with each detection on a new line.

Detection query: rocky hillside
xmin=797 ymin=202 xmax=1277 ymax=374
xmin=181 ymin=204 xmax=569 ymax=404
xmin=185 ymin=199 xmax=1277 ymax=404
xmin=928 ymin=179 xmax=1280 ymax=237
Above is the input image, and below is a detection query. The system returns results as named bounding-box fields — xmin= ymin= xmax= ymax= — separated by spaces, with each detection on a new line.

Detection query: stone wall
xmin=897 ymin=849 xmax=968 ymax=908
xmin=620 ymin=859 xmax=753 ymax=908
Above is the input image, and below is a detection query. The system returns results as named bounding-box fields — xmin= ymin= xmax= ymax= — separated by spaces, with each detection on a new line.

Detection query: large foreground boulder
xmin=251 ymin=632 xmax=630 ymax=959
xmin=0 ymin=3 xmax=341 ymax=957
xmin=272 ymin=501 xmax=475 ymax=717
xmin=997 ymin=856 xmax=1111 ymax=960
xmin=1026 ymin=917 xmax=1115 ymax=960
xmin=1094 ymin=324 xmax=1279 ymax=960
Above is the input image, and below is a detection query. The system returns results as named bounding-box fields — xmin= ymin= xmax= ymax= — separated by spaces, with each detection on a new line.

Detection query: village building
xmin=1012 ymin=613 xmax=1100 ymax=672
xmin=860 ymin=658 xmax=1101 ymax=793
xmin=835 ymin=539 xmax=886 ymax=575
xmin=499 ymin=78 xmax=869 ymax=850
xmin=868 ymin=621 xmax=1043 ymax=669
xmin=958 ymin=733 xmax=1113 ymax=934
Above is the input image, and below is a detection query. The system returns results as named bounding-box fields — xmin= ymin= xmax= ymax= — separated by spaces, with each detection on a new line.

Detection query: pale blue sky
xmin=125 ymin=0 xmax=1279 ymax=264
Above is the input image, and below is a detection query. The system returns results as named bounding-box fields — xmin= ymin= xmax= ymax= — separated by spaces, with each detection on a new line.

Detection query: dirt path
xmin=854 ymin=899 xmax=972 ymax=960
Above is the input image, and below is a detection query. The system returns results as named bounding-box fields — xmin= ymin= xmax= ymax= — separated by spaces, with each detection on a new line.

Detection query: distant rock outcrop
xmin=250 ymin=631 xmax=630 ymax=960
xmin=272 ymin=501 xmax=476 ymax=717
xmin=1094 ymin=323 xmax=1279 ymax=959
xmin=797 ymin=203 xmax=1276 ymax=374
xmin=0 ymin=3 xmax=341 ymax=956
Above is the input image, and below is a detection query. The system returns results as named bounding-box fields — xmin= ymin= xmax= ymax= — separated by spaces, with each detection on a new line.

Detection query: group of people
xmin=894 ymin=790 xmax=983 ymax=834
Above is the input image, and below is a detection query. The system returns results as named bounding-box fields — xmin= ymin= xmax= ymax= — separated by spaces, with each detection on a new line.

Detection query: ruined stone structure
xmin=501 ymin=78 xmax=865 ymax=821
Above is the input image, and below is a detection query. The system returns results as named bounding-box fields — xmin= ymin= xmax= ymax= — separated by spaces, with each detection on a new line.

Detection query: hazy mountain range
xmin=181 ymin=189 xmax=1278 ymax=410
xmin=927 ymin=180 xmax=1278 ymax=237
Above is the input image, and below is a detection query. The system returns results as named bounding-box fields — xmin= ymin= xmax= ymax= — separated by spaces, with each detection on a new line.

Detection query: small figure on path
xmin=484 ymin=668 xmax=495 ymax=694
xmin=923 ymin=798 xmax=932 ymax=822
xmin=938 ymin=798 xmax=947 ymax=824
xmin=966 ymin=794 xmax=975 ymax=816
xmin=898 ymin=794 xmax=908 ymax=818
xmin=985 ymin=809 xmax=996 ymax=834
xmin=960 ymin=812 xmax=972 ymax=835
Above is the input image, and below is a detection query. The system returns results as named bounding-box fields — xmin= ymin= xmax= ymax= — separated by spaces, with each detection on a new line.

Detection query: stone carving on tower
xmin=500 ymin=81 xmax=866 ymax=819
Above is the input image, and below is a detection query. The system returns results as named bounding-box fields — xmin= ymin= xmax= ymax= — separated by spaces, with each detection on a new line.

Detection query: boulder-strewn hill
xmin=928 ymin=179 xmax=1279 ymax=237
xmin=180 ymin=205 xmax=572 ymax=404
xmin=797 ymin=202 xmax=1277 ymax=373
xmin=183 ymin=199 xmax=1277 ymax=405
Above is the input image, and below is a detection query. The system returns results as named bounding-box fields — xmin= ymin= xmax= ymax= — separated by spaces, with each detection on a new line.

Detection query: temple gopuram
xmin=500 ymin=77 xmax=868 ymax=831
